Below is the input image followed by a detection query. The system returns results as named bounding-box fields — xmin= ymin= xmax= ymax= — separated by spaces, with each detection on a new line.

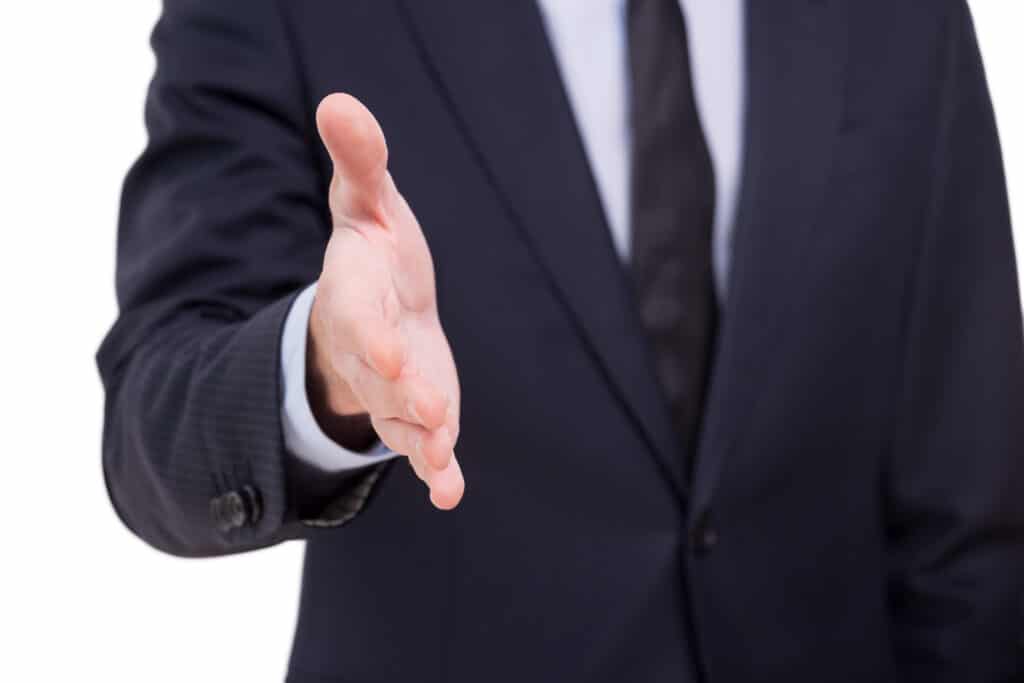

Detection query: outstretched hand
xmin=308 ymin=94 xmax=464 ymax=510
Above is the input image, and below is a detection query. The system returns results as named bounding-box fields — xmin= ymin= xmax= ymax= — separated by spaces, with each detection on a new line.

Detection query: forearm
xmin=102 ymin=288 xmax=400 ymax=556
xmin=101 ymin=294 xmax=303 ymax=557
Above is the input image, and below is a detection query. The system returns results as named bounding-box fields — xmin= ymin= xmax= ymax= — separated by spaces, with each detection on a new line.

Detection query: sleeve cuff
xmin=280 ymin=283 xmax=400 ymax=472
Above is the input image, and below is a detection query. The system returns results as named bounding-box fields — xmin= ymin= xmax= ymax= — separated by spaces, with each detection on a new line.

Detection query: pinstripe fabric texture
xmin=100 ymin=291 xmax=384 ymax=556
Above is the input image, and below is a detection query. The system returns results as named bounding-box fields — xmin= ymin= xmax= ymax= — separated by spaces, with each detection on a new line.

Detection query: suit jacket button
xmin=240 ymin=485 xmax=262 ymax=525
xmin=211 ymin=491 xmax=248 ymax=533
xmin=691 ymin=512 xmax=718 ymax=555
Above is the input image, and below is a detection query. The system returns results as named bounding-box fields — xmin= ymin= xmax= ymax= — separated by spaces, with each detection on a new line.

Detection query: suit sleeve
xmin=97 ymin=0 xmax=386 ymax=557
xmin=886 ymin=3 xmax=1024 ymax=679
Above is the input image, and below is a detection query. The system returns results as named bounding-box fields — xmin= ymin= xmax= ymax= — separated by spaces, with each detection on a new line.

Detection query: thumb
xmin=317 ymin=93 xmax=389 ymax=224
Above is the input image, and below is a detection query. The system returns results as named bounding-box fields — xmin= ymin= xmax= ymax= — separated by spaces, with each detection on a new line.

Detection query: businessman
xmin=99 ymin=0 xmax=1024 ymax=680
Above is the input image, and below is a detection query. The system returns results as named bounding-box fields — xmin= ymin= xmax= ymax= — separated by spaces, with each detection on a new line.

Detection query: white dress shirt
xmin=281 ymin=0 xmax=746 ymax=472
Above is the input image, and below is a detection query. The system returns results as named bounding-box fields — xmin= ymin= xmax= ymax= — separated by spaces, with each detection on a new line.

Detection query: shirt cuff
xmin=280 ymin=283 xmax=400 ymax=472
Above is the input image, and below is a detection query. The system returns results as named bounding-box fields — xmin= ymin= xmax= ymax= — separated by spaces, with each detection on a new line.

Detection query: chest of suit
xmin=286 ymin=2 xmax=946 ymax=679
xmin=286 ymin=0 xmax=939 ymax=502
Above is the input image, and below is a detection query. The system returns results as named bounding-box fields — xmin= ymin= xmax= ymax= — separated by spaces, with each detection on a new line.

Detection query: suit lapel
xmin=692 ymin=0 xmax=849 ymax=510
xmin=398 ymin=0 xmax=689 ymax=497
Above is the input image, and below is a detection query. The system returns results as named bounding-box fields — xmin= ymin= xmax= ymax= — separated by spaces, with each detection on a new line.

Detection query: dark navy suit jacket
xmin=98 ymin=1 xmax=1024 ymax=680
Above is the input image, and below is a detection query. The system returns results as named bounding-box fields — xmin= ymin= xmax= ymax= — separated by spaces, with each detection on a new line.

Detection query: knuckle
xmin=424 ymin=441 xmax=448 ymax=469
xmin=369 ymin=339 xmax=404 ymax=379
xmin=419 ymin=391 xmax=448 ymax=429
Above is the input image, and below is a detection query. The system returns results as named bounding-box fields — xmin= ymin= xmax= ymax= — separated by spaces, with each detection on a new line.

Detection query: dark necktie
xmin=628 ymin=0 xmax=717 ymax=458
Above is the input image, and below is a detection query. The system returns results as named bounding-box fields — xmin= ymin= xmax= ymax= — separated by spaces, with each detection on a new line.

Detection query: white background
xmin=0 ymin=2 xmax=1021 ymax=681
